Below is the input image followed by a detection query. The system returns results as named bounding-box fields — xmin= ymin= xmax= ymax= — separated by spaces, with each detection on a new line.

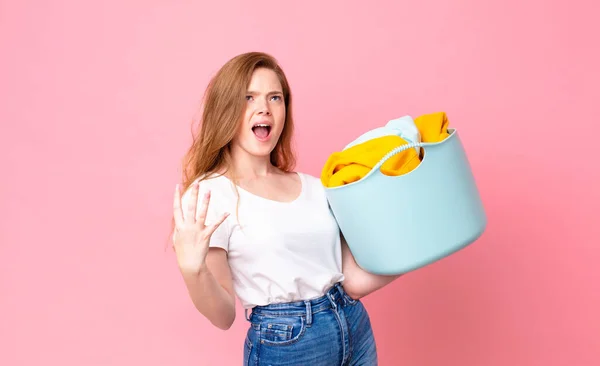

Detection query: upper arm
xmin=340 ymin=233 xmax=403 ymax=300
xmin=340 ymin=234 xmax=361 ymax=297
xmin=340 ymin=233 xmax=360 ymax=274
xmin=190 ymin=179 xmax=235 ymax=302
xmin=205 ymin=247 xmax=236 ymax=305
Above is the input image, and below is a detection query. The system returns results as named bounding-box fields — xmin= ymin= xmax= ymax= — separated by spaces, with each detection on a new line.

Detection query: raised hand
xmin=172 ymin=182 xmax=230 ymax=276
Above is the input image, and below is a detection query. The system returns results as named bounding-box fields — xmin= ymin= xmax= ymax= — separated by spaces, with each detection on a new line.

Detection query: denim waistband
xmin=245 ymin=282 xmax=352 ymax=323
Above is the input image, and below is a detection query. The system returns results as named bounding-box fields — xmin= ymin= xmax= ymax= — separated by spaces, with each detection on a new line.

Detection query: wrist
xmin=180 ymin=263 xmax=209 ymax=281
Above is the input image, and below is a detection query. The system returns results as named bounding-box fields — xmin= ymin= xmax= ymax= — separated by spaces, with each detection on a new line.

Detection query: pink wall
xmin=1 ymin=0 xmax=598 ymax=365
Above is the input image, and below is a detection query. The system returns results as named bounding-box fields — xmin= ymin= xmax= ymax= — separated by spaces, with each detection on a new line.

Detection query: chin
xmin=248 ymin=145 xmax=276 ymax=157
xmin=249 ymin=133 xmax=280 ymax=156
xmin=234 ymin=130 xmax=280 ymax=159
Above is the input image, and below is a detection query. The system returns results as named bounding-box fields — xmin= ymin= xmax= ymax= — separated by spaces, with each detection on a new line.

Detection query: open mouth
xmin=252 ymin=123 xmax=272 ymax=140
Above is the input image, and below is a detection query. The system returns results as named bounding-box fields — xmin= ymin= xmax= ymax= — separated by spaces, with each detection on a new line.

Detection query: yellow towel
xmin=321 ymin=112 xmax=451 ymax=188
xmin=415 ymin=111 xmax=450 ymax=143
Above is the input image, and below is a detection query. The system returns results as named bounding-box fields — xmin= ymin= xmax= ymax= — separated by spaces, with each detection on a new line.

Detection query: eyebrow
xmin=246 ymin=90 xmax=283 ymax=96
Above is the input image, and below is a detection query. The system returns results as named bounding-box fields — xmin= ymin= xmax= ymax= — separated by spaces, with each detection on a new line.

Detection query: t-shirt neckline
xmin=225 ymin=172 xmax=305 ymax=205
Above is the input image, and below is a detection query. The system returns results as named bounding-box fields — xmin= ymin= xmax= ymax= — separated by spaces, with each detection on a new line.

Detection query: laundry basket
xmin=324 ymin=128 xmax=487 ymax=275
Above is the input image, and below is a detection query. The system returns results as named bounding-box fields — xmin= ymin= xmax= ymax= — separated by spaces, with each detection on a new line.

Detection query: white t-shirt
xmin=178 ymin=172 xmax=345 ymax=309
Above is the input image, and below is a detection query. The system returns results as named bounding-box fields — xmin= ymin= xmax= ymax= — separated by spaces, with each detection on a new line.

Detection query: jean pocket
xmin=256 ymin=316 xmax=306 ymax=346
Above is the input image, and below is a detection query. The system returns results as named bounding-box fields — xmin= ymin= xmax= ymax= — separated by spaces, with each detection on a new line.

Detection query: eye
xmin=271 ymin=95 xmax=282 ymax=101
xmin=246 ymin=95 xmax=253 ymax=101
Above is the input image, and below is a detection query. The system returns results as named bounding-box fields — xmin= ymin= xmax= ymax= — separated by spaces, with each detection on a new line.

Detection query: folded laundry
xmin=344 ymin=115 xmax=422 ymax=156
xmin=321 ymin=111 xmax=451 ymax=188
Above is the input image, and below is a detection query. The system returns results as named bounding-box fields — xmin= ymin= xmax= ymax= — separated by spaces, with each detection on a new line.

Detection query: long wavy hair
xmin=172 ymin=52 xmax=296 ymax=235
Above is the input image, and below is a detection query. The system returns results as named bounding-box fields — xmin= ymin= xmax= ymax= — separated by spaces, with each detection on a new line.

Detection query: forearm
xmin=341 ymin=238 xmax=402 ymax=299
xmin=181 ymin=267 xmax=235 ymax=330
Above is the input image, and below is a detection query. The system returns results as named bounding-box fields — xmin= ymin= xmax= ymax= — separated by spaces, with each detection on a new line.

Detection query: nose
xmin=256 ymin=98 xmax=271 ymax=116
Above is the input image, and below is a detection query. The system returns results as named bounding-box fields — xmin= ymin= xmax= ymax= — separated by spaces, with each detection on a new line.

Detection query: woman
xmin=171 ymin=51 xmax=400 ymax=365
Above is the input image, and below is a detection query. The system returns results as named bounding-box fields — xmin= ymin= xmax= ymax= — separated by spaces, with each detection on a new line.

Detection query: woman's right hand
xmin=172 ymin=182 xmax=230 ymax=276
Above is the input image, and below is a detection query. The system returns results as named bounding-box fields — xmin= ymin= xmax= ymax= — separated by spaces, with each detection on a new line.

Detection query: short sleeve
xmin=175 ymin=178 xmax=232 ymax=252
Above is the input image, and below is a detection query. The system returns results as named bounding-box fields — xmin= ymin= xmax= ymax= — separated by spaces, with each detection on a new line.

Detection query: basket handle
xmin=362 ymin=141 xmax=436 ymax=180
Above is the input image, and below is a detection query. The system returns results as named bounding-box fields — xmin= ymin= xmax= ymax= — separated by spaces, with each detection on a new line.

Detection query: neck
xmin=228 ymin=145 xmax=276 ymax=180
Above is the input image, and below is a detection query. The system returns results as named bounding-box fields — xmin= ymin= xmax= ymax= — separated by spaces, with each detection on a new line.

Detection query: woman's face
xmin=232 ymin=67 xmax=286 ymax=159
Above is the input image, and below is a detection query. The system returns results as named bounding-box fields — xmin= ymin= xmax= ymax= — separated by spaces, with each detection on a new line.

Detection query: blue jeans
xmin=243 ymin=283 xmax=378 ymax=365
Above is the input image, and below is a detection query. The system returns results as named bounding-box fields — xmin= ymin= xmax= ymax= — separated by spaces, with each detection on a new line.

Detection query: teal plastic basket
xmin=324 ymin=128 xmax=487 ymax=275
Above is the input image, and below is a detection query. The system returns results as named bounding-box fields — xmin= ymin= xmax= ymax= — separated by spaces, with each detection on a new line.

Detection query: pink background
xmin=1 ymin=0 xmax=598 ymax=365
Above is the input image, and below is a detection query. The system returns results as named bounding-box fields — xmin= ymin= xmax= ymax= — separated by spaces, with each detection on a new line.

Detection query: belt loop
xmin=335 ymin=283 xmax=347 ymax=306
xmin=304 ymin=300 xmax=312 ymax=326
xmin=327 ymin=292 xmax=337 ymax=310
